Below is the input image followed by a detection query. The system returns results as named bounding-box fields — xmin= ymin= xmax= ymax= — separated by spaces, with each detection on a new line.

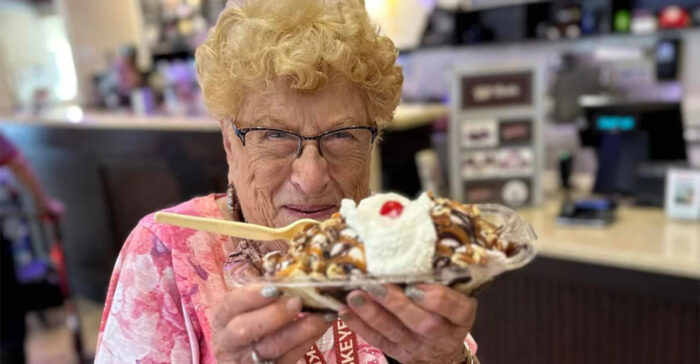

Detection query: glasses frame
xmin=230 ymin=120 xmax=379 ymax=158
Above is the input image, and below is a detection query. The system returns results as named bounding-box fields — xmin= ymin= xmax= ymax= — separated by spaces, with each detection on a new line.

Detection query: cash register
xmin=580 ymin=99 xmax=687 ymax=198
xmin=558 ymin=99 xmax=688 ymax=226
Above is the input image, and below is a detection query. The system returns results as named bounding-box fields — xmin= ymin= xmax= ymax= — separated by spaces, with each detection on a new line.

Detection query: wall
xmin=681 ymin=32 xmax=700 ymax=164
xmin=366 ymin=0 xmax=433 ymax=49
xmin=56 ymin=0 xmax=144 ymax=105
xmin=366 ymin=0 xmax=481 ymax=49
xmin=681 ymin=33 xmax=700 ymax=123
xmin=0 ymin=48 xmax=13 ymax=114
xmin=0 ymin=2 xmax=53 ymax=110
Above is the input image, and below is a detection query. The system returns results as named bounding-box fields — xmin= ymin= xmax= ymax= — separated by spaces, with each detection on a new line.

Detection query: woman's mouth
xmin=282 ymin=205 xmax=337 ymax=219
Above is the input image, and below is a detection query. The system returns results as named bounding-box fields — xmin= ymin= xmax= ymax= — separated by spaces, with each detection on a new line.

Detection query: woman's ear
xmin=220 ymin=120 xmax=239 ymax=171
xmin=220 ymin=120 xmax=234 ymax=157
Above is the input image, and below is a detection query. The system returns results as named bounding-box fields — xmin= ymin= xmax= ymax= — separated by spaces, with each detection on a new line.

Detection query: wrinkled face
xmin=221 ymin=77 xmax=374 ymax=227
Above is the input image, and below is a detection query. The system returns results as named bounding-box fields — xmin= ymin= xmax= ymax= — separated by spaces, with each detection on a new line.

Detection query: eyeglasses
xmin=231 ymin=121 xmax=378 ymax=161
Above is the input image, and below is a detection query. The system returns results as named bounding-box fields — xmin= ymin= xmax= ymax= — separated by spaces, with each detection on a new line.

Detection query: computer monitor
xmin=580 ymin=101 xmax=687 ymax=195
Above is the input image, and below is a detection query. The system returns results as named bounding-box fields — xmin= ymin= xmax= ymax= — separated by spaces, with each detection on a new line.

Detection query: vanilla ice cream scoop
xmin=340 ymin=192 xmax=437 ymax=276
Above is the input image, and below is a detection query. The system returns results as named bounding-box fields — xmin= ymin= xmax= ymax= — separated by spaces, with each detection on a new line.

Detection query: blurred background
xmin=0 ymin=0 xmax=699 ymax=363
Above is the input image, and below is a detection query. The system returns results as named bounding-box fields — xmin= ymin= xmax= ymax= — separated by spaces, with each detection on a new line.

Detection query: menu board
xmin=449 ymin=65 xmax=544 ymax=207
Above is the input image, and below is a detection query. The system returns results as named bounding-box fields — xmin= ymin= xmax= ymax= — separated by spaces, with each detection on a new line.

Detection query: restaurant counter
xmin=473 ymin=198 xmax=699 ymax=364
xmin=523 ymin=200 xmax=700 ymax=280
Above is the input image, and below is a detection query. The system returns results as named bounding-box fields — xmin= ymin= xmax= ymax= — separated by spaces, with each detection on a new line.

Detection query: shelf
xmin=461 ymin=173 xmax=534 ymax=181
xmin=403 ymin=26 xmax=700 ymax=53
xmin=458 ymin=0 xmax=551 ymax=13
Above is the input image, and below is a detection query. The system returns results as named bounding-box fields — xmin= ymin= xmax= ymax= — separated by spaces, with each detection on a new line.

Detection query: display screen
xmin=596 ymin=115 xmax=636 ymax=131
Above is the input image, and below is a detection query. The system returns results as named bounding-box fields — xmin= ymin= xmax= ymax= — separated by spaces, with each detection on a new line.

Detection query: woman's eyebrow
xmin=329 ymin=116 xmax=365 ymax=128
xmin=250 ymin=117 xmax=294 ymax=130
xmin=245 ymin=115 xmax=366 ymax=131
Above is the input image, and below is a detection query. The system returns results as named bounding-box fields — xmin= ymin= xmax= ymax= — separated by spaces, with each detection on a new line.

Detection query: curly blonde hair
xmin=195 ymin=0 xmax=403 ymax=127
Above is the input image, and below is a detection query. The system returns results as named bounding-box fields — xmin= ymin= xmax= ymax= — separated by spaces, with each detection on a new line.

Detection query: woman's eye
xmin=329 ymin=131 xmax=352 ymax=139
xmin=266 ymin=131 xmax=289 ymax=139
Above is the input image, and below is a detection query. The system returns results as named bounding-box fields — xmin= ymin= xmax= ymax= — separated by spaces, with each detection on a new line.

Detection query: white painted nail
xmin=260 ymin=285 xmax=279 ymax=298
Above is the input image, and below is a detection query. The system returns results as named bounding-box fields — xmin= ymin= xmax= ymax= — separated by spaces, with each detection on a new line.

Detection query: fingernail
xmin=364 ymin=284 xmax=386 ymax=298
xmin=348 ymin=294 xmax=365 ymax=308
xmin=405 ymin=285 xmax=424 ymax=302
xmin=338 ymin=311 xmax=352 ymax=322
xmin=323 ymin=313 xmax=338 ymax=322
xmin=260 ymin=285 xmax=279 ymax=298
xmin=286 ymin=296 xmax=302 ymax=311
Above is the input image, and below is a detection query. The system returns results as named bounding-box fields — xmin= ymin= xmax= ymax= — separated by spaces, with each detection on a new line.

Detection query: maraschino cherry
xmin=380 ymin=200 xmax=404 ymax=218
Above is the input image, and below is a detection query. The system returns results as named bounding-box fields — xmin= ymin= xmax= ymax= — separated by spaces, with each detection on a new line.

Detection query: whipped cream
xmin=340 ymin=192 xmax=437 ymax=276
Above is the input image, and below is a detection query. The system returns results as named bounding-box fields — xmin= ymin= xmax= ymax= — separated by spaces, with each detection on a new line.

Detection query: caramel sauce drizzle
xmin=267 ymin=194 xmax=517 ymax=280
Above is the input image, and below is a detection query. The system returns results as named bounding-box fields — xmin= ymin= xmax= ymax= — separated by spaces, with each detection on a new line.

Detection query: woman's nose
xmin=290 ymin=143 xmax=330 ymax=195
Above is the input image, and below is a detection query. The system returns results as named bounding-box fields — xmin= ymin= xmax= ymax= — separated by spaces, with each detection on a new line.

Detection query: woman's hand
xmin=340 ymin=284 xmax=477 ymax=364
xmin=211 ymin=285 xmax=333 ymax=364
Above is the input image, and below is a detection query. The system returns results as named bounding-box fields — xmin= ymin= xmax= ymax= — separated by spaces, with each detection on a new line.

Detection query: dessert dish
xmin=236 ymin=192 xmax=536 ymax=311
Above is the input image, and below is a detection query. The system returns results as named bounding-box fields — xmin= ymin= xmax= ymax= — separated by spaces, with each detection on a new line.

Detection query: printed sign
xmin=463 ymin=179 xmax=532 ymax=206
xmin=665 ymin=168 xmax=700 ymax=220
xmin=461 ymin=72 xmax=532 ymax=109
xmin=499 ymin=120 xmax=533 ymax=145
xmin=451 ymin=65 xmax=543 ymax=207
xmin=461 ymin=119 xmax=499 ymax=148
xmin=462 ymin=147 xmax=534 ymax=179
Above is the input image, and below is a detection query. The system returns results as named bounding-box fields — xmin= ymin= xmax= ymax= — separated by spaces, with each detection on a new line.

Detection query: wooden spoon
xmin=154 ymin=212 xmax=318 ymax=241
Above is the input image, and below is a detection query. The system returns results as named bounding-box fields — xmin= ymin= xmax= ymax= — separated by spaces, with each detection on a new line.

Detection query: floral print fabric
xmin=95 ymin=194 xmax=476 ymax=363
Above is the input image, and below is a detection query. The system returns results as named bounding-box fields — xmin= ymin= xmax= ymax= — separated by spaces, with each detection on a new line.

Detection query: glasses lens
xmin=320 ymin=128 xmax=373 ymax=160
xmin=244 ymin=129 xmax=299 ymax=158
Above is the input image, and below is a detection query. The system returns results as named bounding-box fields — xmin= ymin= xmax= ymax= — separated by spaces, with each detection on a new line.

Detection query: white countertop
xmin=0 ymin=103 xmax=448 ymax=132
xmin=520 ymin=199 xmax=700 ymax=280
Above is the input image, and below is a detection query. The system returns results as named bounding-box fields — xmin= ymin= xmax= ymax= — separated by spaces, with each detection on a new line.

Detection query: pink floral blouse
xmin=95 ymin=194 xmax=477 ymax=363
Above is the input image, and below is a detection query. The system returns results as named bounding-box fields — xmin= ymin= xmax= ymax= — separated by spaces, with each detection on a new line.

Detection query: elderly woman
xmin=95 ymin=1 xmax=478 ymax=363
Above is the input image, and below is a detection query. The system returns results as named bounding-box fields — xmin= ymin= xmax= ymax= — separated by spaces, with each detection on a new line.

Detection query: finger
xmin=210 ymin=285 xmax=281 ymax=331
xmin=276 ymin=335 xmax=326 ymax=364
xmin=338 ymin=309 xmax=408 ymax=359
xmin=405 ymin=284 xmax=478 ymax=329
xmin=217 ymin=296 xmax=302 ymax=350
xmin=364 ymin=284 xmax=453 ymax=339
xmin=256 ymin=313 xmax=333 ymax=359
xmin=346 ymin=290 xmax=418 ymax=344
